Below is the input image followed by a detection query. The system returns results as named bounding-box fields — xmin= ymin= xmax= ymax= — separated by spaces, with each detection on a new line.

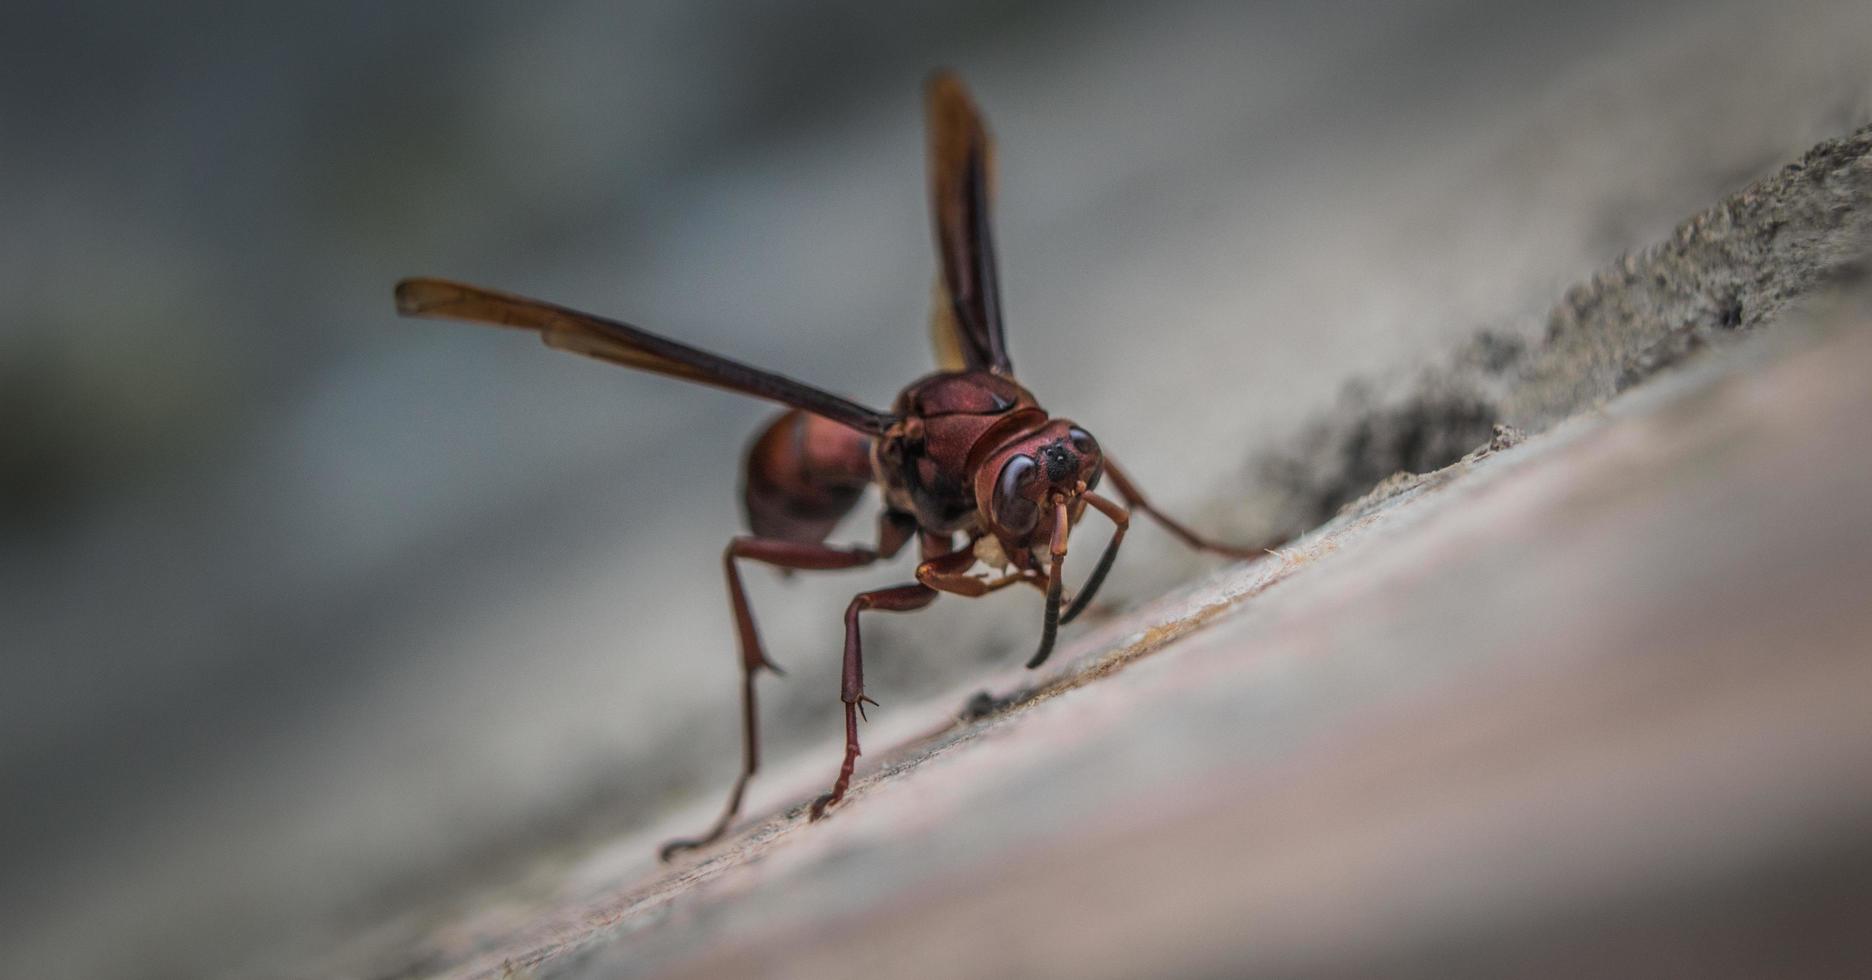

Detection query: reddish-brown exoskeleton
xmin=395 ymin=72 xmax=1272 ymax=859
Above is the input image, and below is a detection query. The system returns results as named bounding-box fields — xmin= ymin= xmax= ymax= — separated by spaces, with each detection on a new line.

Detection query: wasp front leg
xmin=913 ymin=545 xmax=1018 ymax=597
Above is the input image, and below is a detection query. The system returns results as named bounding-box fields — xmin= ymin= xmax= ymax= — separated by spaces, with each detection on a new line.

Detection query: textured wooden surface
xmin=317 ymin=309 xmax=1872 ymax=979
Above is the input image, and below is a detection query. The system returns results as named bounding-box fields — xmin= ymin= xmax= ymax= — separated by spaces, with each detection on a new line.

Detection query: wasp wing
xmin=395 ymin=278 xmax=896 ymax=436
xmin=926 ymin=71 xmax=1011 ymax=375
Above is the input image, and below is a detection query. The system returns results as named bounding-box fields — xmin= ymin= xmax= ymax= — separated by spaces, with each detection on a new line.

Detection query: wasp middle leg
xmin=808 ymin=581 xmax=940 ymax=820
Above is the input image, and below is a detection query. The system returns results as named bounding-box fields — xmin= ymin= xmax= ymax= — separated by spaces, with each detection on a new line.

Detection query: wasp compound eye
xmin=994 ymin=455 xmax=1040 ymax=534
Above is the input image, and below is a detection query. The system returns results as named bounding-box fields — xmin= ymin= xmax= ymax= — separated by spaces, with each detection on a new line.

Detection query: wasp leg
xmin=808 ymin=583 xmax=939 ymax=820
xmin=1103 ymin=457 xmax=1283 ymax=559
xmin=659 ymin=535 xmax=884 ymax=861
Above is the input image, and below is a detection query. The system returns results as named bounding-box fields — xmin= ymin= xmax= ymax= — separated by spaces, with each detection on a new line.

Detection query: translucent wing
xmin=926 ymin=71 xmax=1012 ymax=375
xmin=396 ymin=278 xmax=896 ymax=436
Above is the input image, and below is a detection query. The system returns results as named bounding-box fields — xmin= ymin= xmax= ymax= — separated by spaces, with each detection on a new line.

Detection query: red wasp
xmin=397 ymin=72 xmax=1270 ymax=859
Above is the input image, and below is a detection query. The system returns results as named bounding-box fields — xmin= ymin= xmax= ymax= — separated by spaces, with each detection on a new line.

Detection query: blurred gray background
xmin=4 ymin=1 xmax=1870 ymax=977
